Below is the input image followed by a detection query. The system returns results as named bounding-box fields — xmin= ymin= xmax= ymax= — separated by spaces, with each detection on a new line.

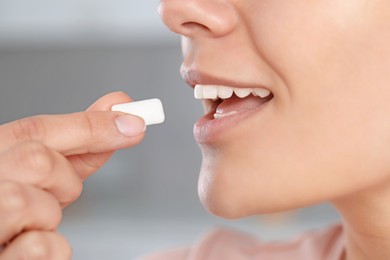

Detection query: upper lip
xmin=182 ymin=70 xmax=271 ymax=91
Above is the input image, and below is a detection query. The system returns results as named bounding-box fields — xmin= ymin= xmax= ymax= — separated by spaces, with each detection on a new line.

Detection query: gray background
xmin=0 ymin=1 xmax=340 ymax=259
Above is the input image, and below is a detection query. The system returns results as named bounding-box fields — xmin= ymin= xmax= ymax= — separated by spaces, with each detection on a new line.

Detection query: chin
xmin=196 ymin=144 xmax=325 ymax=219
xmin=197 ymin=169 xmax=311 ymax=220
xmin=198 ymin=180 xmax=250 ymax=220
xmin=196 ymin=148 xmax=274 ymax=219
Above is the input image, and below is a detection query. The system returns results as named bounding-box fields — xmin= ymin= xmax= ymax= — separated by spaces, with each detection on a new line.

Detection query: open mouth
xmin=194 ymin=84 xmax=274 ymax=119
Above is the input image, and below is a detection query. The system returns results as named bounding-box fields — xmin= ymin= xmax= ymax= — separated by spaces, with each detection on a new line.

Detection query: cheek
xmin=247 ymin=0 xmax=390 ymax=92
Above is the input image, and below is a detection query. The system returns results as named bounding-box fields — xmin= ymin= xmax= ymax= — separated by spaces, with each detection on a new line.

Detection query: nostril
xmin=182 ymin=22 xmax=210 ymax=31
xmin=181 ymin=22 xmax=211 ymax=36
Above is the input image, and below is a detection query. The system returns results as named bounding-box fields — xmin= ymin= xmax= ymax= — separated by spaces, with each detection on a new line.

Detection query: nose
xmin=158 ymin=0 xmax=238 ymax=38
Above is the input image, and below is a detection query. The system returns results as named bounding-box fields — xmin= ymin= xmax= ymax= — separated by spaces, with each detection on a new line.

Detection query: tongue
xmin=215 ymin=95 xmax=269 ymax=117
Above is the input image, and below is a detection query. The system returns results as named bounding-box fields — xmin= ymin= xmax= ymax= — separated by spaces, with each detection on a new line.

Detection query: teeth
xmin=194 ymin=85 xmax=203 ymax=99
xmin=194 ymin=85 xmax=218 ymax=99
xmin=234 ymin=88 xmax=252 ymax=98
xmin=218 ymin=86 xmax=233 ymax=99
xmin=203 ymin=86 xmax=218 ymax=99
xmin=194 ymin=85 xmax=271 ymax=100
xmin=253 ymin=88 xmax=271 ymax=98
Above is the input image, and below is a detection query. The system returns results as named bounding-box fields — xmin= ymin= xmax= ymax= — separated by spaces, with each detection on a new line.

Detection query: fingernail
xmin=115 ymin=115 xmax=146 ymax=137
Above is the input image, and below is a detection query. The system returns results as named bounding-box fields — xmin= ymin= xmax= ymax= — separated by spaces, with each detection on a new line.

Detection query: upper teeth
xmin=194 ymin=85 xmax=271 ymax=100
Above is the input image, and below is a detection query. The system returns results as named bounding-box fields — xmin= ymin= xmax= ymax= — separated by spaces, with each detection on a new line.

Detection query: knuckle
xmin=22 ymin=142 xmax=55 ymax=183
xmin=80 ymin=112 xmax=105 ymax=142
xmin=81 ymin=112 xmax=98 ymax=139
xmin=75 ymin=154 xmax=105 ymax=178
xmin=23 ymin=232 xmax=51 ymax=259
xmin=0 ymin=181 xmax=28 ymax=213
xmin=11 ymin=116 xmax=46 ymax=142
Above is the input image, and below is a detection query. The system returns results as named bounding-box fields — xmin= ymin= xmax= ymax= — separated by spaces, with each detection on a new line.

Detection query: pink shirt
xmin=141 ymin=224 xmax=345 ymax=260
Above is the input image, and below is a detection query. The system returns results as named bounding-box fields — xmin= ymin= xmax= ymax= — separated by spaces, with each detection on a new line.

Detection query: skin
xmin=159 ymin=0 xmax=390 ymax=259
xmin=0 ymin=92 xmax=146 ymax=259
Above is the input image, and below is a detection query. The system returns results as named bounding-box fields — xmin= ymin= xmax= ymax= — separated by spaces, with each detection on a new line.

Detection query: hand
xmin=0 ymin=92 xmax=145 ymax=259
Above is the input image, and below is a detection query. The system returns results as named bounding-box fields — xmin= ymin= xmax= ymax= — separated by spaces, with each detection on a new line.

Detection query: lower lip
xmin=193 ymin=100 xmax=271 ymax=144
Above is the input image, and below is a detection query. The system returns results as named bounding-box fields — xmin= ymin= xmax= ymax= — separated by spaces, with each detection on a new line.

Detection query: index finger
xmin=0 ymin=94 xmax=145 ymax=156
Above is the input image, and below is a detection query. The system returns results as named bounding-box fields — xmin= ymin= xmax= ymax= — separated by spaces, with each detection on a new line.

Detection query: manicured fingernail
xmin=115 ymin=115 xmax=146 ymax=137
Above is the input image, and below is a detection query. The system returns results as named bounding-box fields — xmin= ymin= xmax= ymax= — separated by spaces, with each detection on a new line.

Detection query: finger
xmin=67 ymin=153 xmax=111 ymax=180
xmin=0 ymin=231 xmax=71 ymax=260
xmin=0 ymin=110 xmax=146 ymax=156
xmin=87 ymin=91 xmax=133 ymax=111
xmin=0 ymin=141 xmax=83 ymax=205
xmin=67 ymin=91 xmax=134 ymax=179
xmin=0 ymin=181 xmax=61 ymax=245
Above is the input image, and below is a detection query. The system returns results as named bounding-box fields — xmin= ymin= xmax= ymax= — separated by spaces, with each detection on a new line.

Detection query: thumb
xmin=87 ymin=91 xmax=133 ymax=112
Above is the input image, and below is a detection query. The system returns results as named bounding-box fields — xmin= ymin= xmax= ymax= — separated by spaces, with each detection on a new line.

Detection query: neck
xmin=333 ymin=181 xmax=390 ymax=260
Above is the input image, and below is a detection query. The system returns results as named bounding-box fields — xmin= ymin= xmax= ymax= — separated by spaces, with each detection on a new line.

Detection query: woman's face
xmin=159 ymin=0 xmax=390 ymax=218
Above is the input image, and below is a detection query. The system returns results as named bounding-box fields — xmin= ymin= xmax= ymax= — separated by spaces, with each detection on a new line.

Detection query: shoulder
xmin=139 ymin=247 xmax=191 ymax=260
xmin=139 ymin=224 xmax=344 ymax=260
xmin=138 ymin=228 xmax=257 ymax=260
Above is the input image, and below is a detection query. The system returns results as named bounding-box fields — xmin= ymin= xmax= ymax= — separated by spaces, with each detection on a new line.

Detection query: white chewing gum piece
xmin=111 ymin=98 xmax=165 ymax=126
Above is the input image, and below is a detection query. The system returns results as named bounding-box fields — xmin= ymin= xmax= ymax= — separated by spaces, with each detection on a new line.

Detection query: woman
xmin=1 ymin=0 xmax=389 ymax=259
xmin=147 ymin=0 xmax=390 ymax=259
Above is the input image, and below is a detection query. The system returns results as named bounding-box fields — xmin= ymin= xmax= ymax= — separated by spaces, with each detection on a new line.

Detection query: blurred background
xmin=0 ymin=0 xmax=340 ymax=259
